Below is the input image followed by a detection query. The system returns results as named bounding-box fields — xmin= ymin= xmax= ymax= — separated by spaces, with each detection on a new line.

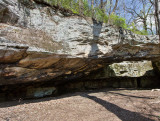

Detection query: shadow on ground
xmin=0 ymin=88 xmax=156 ymax=107
xmin=0 ymin=88 xmax=159 ymax=121
xmin=81 ymin=94 xmax=155 ymax=121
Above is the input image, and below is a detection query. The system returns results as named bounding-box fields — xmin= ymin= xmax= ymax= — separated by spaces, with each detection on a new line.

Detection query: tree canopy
xmin=46 ymin=0 xmax=160 ymax=36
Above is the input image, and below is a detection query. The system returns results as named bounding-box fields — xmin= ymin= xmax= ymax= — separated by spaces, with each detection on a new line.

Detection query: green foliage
xmin=129 ymin=22 xmax=148 ymax=35
xmin=109 ymin=14 xmax=127 ymax=29
xmin=47 ymin=0 xmax=79 ymax=14
xmin=45 ymin=0 xmax=148 ymax=35
xmin=82 ymin=0 xmax=92 ymax=16
xmin=94 ymin=8 xmax=108 ymax=22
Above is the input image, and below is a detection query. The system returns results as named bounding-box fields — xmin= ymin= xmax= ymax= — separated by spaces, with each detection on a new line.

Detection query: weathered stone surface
xmin=0 ymin=0 xmax=160 ymax=86
xmin=85 ymin=61 xmax=154 ymax=79
xmin=0 ymin=43 xmax=28 ymax=63
xmin=108 ymin=61 xmax=154 ymax=77
xmin=0 ymin=1 xmax=19 ymax=24
xmin=0 ymin=0 xmax=159 ymax=57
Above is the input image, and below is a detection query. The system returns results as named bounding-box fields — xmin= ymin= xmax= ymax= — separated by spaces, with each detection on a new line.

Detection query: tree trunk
xmin=154 ymin=14 xmax=158 ymax=34
xmin=91 ymin=0 xmax=94 ymax=17
xmin=143 ymin=18 xmax=148 ymax=32
xmin=112 ymin=0 xmax=119 ymax=13
xmin=100 ymin=0 xmax=103 ymax=10
xmin=155 ymin=0 xmax=160 ymax=41
xmin=79 ymin=0 xmax=83 ymax=15
xmin=150 ymin=15 xmax=154 ymax=35
xmin=109 ymin=0 xmax=112 ymax=15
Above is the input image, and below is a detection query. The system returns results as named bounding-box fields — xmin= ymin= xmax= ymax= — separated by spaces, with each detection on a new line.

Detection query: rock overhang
xmin=0 ymin=0 xmax=160 ymax=86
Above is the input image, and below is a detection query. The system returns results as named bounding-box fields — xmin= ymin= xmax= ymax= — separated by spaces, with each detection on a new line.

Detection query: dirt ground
xmin=0 ymin=89 xmax=160 ymax=121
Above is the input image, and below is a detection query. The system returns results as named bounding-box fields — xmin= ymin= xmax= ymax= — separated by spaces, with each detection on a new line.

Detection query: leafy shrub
xmin=129 ymin=22 xmax=148 ymax=35
xmin=94 ymin=8 xmax=108 ymax=22
xmin=108 ymin=14 xmax=127 ymax=29
xmin=43 ymin=0 xmax=148 ymax=35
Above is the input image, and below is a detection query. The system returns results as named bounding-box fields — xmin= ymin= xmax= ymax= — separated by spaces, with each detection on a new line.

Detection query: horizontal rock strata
xmin=0 ymin=0 xmax=160 ymax=86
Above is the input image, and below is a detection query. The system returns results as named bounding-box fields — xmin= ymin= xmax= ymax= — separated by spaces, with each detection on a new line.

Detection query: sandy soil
xmin=0 ymin=89 xmax=160 ymax=121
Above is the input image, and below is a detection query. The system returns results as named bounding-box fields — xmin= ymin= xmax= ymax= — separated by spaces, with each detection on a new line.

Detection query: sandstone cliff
xmin=0 ymin=0 xmax=160 ymax=89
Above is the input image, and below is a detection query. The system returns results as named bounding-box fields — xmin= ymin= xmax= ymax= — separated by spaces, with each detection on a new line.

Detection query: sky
xmin=114 ymin=0 xmax=157 ymax=34
xmin=86 ymin=0 xmax=158 ymax=34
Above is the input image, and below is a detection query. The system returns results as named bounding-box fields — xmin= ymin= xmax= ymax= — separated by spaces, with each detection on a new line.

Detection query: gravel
xmin=0 ymin=89 xmax=160 ymax=121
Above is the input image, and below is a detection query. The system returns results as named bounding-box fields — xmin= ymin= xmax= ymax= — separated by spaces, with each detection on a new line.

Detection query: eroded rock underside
xmin=0 ymin=0 xmax=160 ymax=100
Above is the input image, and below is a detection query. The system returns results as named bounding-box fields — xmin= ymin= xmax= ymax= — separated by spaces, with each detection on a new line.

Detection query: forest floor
xmin=0 ymin=89 xmax=160 ymax=121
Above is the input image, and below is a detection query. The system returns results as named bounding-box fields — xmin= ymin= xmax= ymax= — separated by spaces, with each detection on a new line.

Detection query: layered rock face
xmin=0 ymin=0 xmax=160 ymax=87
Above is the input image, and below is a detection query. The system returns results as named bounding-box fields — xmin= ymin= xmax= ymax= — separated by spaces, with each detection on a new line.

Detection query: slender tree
xmin=155 ymin=0 xmax=160 ymax=41
xmin=91 ymin=0 xmax=94 ymax=17
xmin=126 ymin=0 xmax=153 ymax=33
xmin=78 ymin=0 xmax=83 ymax=15
xmin=112 ymin=0 xmax=119 ymax=13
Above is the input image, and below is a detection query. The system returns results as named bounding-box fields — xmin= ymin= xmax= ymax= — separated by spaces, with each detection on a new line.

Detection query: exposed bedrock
xmin=0 ymin=0 xmax=160 ymax=91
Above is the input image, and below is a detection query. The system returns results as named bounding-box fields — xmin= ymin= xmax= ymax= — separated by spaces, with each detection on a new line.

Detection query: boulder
xmin=85 ymin=61 xmax=154 ymax=79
